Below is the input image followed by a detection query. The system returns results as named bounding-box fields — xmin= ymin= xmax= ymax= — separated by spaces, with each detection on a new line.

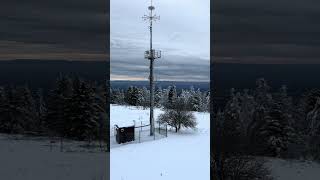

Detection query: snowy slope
xmin=0 ymin=134 xmax=108 ymax=180
xmin=110 ymin=105 xmax=210 ymax=180
xmin=266 ymin=158 xmax=320 ymax=180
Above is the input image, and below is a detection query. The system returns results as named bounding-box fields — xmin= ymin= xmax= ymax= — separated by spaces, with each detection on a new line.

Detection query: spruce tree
xmin=69 ymin=78 xmax=99 ymax=141
xmin=166 ymin=85 xmax=177 ymax=109
xmin=95 ymin=84 xmax=108 ymax=150
xmin=46 ymin=75 xmax=73 ymax=138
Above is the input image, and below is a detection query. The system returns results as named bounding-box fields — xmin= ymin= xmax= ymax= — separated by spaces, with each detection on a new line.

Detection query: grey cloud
xmin=111 ymin=0 xmax=209 ymax=81
xmin=111 ymin=55 xmax=209 ymax=82
xmin=213 ymin=0 xmax=320 ymax=63
xmin=0 ymin=0 xmax=109 ymax=60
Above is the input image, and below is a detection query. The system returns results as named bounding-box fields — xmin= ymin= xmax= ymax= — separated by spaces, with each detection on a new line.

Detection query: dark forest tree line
xmin=0 ymin=75 xmax=108 ymax=145
xmin=213 ymin=78 xmax=320 ymax=180
xmin=110 ymin=85 xmax=210 ymax=112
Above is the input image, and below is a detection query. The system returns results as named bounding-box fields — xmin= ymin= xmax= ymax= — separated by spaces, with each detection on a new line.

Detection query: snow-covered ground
xmin=110 ymin=104 xmax=210 ymax=180
xmin=0 ymin=134 xmax=108 ymax=180
xmin=266 ymin=158 xmax=320 ymax=180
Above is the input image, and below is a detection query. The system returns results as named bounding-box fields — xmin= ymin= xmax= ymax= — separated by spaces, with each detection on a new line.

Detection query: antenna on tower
xmin=142 ymin=0 xmax=161 ymax=136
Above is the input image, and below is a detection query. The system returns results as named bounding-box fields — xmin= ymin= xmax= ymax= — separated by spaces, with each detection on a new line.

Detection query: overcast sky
xmin=0 ymin=0 xmax=108 ymax=61
xmin=213 ymin=0 xmax=320 ymax=64
xmin=111 ymin=0 xmax=210 ymax=82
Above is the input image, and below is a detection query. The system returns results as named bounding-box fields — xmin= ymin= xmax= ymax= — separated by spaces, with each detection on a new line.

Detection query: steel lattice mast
xmin=143 ymin=0 xmax=161 ymax=136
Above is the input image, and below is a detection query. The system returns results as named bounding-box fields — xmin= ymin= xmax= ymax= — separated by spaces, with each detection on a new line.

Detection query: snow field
xmin=266 ymin=158 xmax=320 ymax=180
xmin=110 ymin=105 xmax=210 ymax=180
xmin=0 ymin=135 xmax=108 ymax=180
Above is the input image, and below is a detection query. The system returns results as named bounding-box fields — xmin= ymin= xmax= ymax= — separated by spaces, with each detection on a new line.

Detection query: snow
xmin=110 ymin=104 xmax=210 ymax=180
xmin=0 ymin=134 xmax=108 ymax=180
xmin=266 ymin=158 xmax=320 ymax=180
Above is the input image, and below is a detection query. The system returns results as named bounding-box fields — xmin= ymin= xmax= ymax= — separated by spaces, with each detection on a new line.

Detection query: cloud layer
xmin=111 ymin=0 xmax=210 ymax=81
xmin=0 ymin=0 xmax=109 ymax=61
xmin=213 ymin=0 xmax=320 ymax=64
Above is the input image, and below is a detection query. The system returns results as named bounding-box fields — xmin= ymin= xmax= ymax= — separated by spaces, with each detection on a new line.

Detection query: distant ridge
xmin=0 ymin=60 xmax=108 ymax=91
xmin=111 ymin=80 xmax=209 ymax=91
xmin=212 ymin=63 xmax=320 ymax=96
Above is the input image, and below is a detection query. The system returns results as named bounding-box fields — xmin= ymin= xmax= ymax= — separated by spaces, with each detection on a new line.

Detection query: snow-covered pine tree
xmin=94 ymin=84 xmax=108 ymax=150
xmin=205 ymin=91 xmax=210 ymax=112
xmin=254 ymin=78 xmax=272 ymax=109
xmin=110 ymin=88 xmax=114 ymax=104
xmin=46 ymin=75 xmax=73 ymax=138
xmin=239 ymin=89 xmax=255 ymax=137
xmin=35 ymin=88 xmax=47 ymax=133
xmin=277 ymin=85 xmax=296 ymax=140
xmin=138 ymin=87 xmax=149 ymax=108
xmin=0 ymin=86 xmax=10 ymax=133
xmin=160 ymin=86 xmax=169 ymax=108
xmin=166 ymin=85 xmax=177 ymax=109
xmin=258 ymin=101 xmax=294 ymax=157
xmin=15 ymin=85 xmax=38 ymax=132
xmin=125 ymin=86 xmax=140 ymax=106
xmin=189 ymin=86 xmax=196 ymax=110
xmin=306 ymin=97 xmax=320 ymax=136
xmin=212 ymin=109 xmax=225 ymax=180
xmin=132 ymin=86 xmax=140 ymax=106
xmin=294 ymin=88 xmax=320 ymax=134
xmin=110 ymin=88 xmax=124 ymax=105
xmin=304 ymin=97 xmax=320 ymax=159
xmin=69 ymin=78 xmax=99 ymax=141
xmin=190 ymin=88 xmax=200 ymax=111
xmin=180 ymin=89 xmax=192 ymax=111
xmin=198 ymin=89 xmax=207 ymax=112
xmin=0 ymin=85 xmax=37 ymax=134
xmin=6 ymin=86 xmax=23 ymax=133
xmin=118 ymin=89 xmax=125 ymax=105
xmin=303 ymin=89 xmax=320 ymax=114
xmin=223 ymin=89 xmax=244 ymax=152
xmin=154 ymin=86 xmax=163 ymax=107
xmin=124 ymin=86 xmax=133 ymax=105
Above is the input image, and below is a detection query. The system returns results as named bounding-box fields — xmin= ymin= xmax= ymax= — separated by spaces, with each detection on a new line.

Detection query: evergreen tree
xmin=206 ymin=91 xmax=210 ymax=112
xmin=166 ymin=85 xmax=177 ymax=109
xmin=258 ymin=102 xmax=294 ymax=157
xmin=190 ymin=88 xmax=200 ymax=111
xmin=125 ymin=86 xmax=139 ymax=106
xmin=223 ymin=89 xmax=244 ymax=152
xmin=239 ymin=89 xmax=255 ymax=137
xmin=46 ymin=75 xmax=73 ymax=137
xmin=139 ymin=87 xmax=149 ymax=108
xmin=254 ymin=78 xmax=272 ymax=109
xmin=154 ymin=86 xmax=163 ymax=107
xmin=35 ymin=88 xmax=47 ymax=133
xmin=95 ymin=84 xmax=109 ymax=150
xmin=111 ymin=88 xmax=125 ymax=105
xmin=0 ymin=86 xmax=11 ymax=132
xmin=180 ymin=89 xmax=192 ymax=110
xmin=69 ymin=79 xmax=99 ymax=141
xmin=15 ymin=85 xmax=37 ymax=132
xmin=306 ymin=97 xmax=320 ymax=136
xmin=302 ymin=89 xmax=320 ymax=114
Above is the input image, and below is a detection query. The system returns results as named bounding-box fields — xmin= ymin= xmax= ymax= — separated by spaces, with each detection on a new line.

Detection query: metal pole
xmin=166 ymin=124 xmax=167 ymax=137
xmin=143 ymin=0 xmax=160 ymax=136
xmin=139 ymin=121 xmax=142 ymax=143
xmin=149 ymin=3 xmax=155 ymax=136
